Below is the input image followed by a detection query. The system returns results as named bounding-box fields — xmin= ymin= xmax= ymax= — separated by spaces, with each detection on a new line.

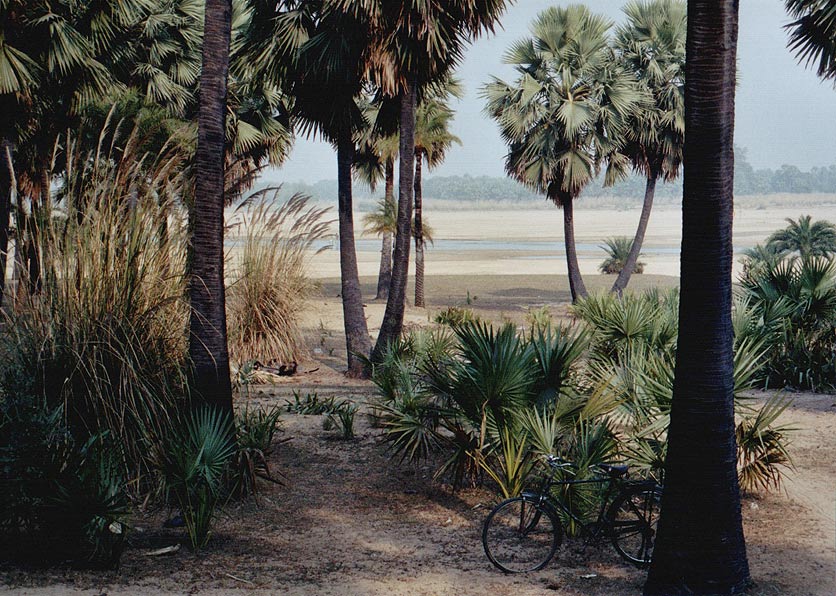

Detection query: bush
xmin=0 ymin=397 xmax=128 ymax=568
xmin=434 ymin=306 xmax=477 ymax=327
xmin=157 ymin=408 xmax=235 ymax=552
xmin=227 ymin=190 xmax=331 ymax=367
xmin=599 ymin=236 xmax=645 ymax=275
xmin=323 ymin=401 xmax=358 ymax=440
xmin=229 ymin=405 xmax=285 ymax=498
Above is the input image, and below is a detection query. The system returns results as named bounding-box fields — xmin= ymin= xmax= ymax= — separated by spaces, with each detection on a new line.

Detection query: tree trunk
xmin=414 ymin=151 xmax=425 ymax=308
xmin=337 ymin=129 xmax=372 ymax=377
xmin=0 ymin=141 xmax=12 ymax=307
xmin=611 ymin=174 xmax=657 ymax=295
xmin=373 ymin=81 xmax=417 ymax=361
xmin=559 ymin=192 xmax=587 ymax=302
xmin=188 ymin=0 xmax=234 ymax=415
xmin=644 ymin=1 xmax=750 ymax=594
xmin=375 ymin=157 xmax=395 ymax=300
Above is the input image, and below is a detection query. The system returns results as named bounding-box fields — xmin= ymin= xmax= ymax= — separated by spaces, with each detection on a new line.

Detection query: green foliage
xmin=599 ymin=236 xmax=645 ymax=274
xmin=525 ymin=306 xmax=553 ymax=331
xmin=158 ymin=408 xmax=235 ymax=552
xmin=323 ymin=401 xmax=359 ymax=440
xmin=737 ymin=254 xmax=836 ymax=390
xmin=434 ymin=306 xmax=477 ymax=327
xmin=765 ymin=215 xmax=836 ymax=259
xmin=736 ymin=395 xmax=794 ymax=494
xmin=284 ymin=391 xmax=340 ymax=415
xmin=229 ymin=405 xmax=284 ymax=498
xmin=0 ymin=398 xmax=128 ymax=568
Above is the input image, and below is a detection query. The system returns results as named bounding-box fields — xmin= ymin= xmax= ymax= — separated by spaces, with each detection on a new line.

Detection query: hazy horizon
xmin=264 ymin=0 xmax=836 ymax=186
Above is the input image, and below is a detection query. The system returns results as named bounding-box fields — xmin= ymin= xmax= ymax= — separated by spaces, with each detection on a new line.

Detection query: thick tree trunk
xmin=375 ymin=157 xmax=395 ymax=300
xmin=559 ymin=193 xmax=587 ymax=302
xmin=611 ymin=174 xmax=657 ymax=295
xmin=188 ymin=0 xmax=234 ymax=415
xmin=373 ymin=81 xmax=417 ymax=361
xmin=414 ymin=152 xmax=425 ymax=308
xmin=0 ymin=141 xmax=12 ymax=306
xmin=644 ymin=1 xmax=750 ymax=594
xmin=337 ymin=130 xmax=372 ymax=377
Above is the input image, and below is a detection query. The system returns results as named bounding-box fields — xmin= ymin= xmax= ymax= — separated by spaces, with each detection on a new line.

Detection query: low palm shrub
xmin=599 ymin=236 xmax=645 ymax=274
xmin=157 ymin=408 xmax=235 ymax=551
xmin=229 ymin=404 xmax=285 ymax=498
xmin=323 ymin=401 xmax=359 ymax=440
xmin=226 ymin=190 xmax=331 ymax=367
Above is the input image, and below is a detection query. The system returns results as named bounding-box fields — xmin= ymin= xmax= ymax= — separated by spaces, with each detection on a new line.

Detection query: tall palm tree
xmin=353 ymin=0 xmax=510 ymax=361
xmin=485 ymin=5 xmax=642 ymax=302
xmin=245 ymin=0 xmax=376 ymax=376
xmin=188 ymin=0 xmax=234 ymax=413
xmin=644 ymin=0 xmax=751 ymax=593
xmin=611 ymin=0 xmax=686 ymax=294
xmin=785 ymin=0 xmax=836 ymax=83
xmin=413 ymin=82 xmax=462 ymax=308
xmin=766 ymin=215 xmax=836 ymax=259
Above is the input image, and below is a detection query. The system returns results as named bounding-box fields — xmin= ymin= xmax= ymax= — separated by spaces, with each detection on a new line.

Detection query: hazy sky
xmin=265 ymin=0 xmax=836 ymax=184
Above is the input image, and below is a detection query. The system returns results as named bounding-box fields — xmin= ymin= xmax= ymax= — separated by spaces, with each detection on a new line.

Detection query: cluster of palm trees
xmin=2 ymin=0 xmax=835 ymax=593
xmin=485 ymin=1 xmax=685 ymax=302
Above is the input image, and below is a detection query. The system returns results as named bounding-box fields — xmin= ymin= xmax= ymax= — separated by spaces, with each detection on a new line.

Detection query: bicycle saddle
xmin=599 ymin=463 xmax=629 ymax=477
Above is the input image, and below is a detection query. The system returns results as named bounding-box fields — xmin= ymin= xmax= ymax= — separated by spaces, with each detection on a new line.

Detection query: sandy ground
xmin=305 ymin=203 xmax=836 ymax=279
xmin=2 ymin=379 xmax=833 ymax=596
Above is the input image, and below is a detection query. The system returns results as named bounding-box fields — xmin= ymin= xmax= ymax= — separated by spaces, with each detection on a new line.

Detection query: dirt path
xmin=2 ymin=378 xmax=834 ymax=596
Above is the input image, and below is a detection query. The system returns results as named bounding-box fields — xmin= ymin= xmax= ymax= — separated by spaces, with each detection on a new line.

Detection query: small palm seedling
xmin=736 ymin=394 xmax=794 ymax=494
xmin=285 ymin=391 xmax=339 ymax=414
xmin=229 ymin=405 xmax=286 ymax=498
xmin=599 ymin=237 xmax=646 ymax=275
xmin=323 ymin=401 xmax=359 ymax=440
xmin=159 ymin=408 xmax=235 ymax=551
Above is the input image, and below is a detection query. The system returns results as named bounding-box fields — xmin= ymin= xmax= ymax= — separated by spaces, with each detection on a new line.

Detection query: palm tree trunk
xmin=337 ymin=129 xmax=372 ymax=377
xmin=644 ymin=1 xmax=750 ymax=594
xmin=414 ymin=151 xmax=425 ymax=308
xmin=188 ymin=0 xmax=233 ymax=415
xmin=375 ymin=157 xmax=395 ymax=300
xmin=559 ymin=192 xmax=587 ymax=302
xmin=0 ymin=140 xmax=12 ymax=306
xmin=373 ymin=80 xmax=417 ymax=361
xmin=611 ymin=173 xmax=657 ymax=295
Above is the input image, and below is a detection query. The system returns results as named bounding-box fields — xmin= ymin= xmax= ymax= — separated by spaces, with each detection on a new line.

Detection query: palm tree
xmin=413 ymin=80 xmax=462 ymax=308
xmin=485 ymin=5 xmax=642 ymax=302
xmin=357 ymin=0 xmax=511 ymax=361
xmin=643 ymin=0 xmax=751 ymax=593
xmin=245 ymin=0 xmax=376 ymax=376
xmin=373 ymin=135 xmax=399 ymax=300
xmin=766 ymin=215 xmax=836 ymax=259
xmin=785 ymin=0 xmax=836 ymax=83
xmin=611 ymin=0 xmax=686 ymax=294
xmin=188 ymin=0 xmax=234 ymax=413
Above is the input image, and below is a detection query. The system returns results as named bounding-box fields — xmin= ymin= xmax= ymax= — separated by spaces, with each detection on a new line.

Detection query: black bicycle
xmin=482 ymin=454 xmax=663 ymax=574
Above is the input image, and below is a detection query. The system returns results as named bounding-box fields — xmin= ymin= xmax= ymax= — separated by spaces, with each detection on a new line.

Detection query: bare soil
xmin=2 ymin=365 xmax=834 ymax=595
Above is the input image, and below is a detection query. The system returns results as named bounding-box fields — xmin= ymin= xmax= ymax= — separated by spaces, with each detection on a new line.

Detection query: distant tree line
xmin=267 ymin=147 xmax=836 ymax=204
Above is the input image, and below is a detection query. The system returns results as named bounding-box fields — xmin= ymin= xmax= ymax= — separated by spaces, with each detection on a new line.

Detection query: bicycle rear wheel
xmin=482 ymin=495 xmax=562 ymax=574
xmin=607 ymin=483 xmax=662 ymax=568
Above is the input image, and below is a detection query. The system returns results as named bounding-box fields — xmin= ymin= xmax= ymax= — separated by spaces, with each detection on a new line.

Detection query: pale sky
xmin=264 ymin=0 xmax=836 ymax=185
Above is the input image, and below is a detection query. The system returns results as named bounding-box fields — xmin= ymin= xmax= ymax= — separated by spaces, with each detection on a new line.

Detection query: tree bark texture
xmin=373 ymin=81 xmax=417 ymax=361
xmin=375 ymin=157 xmax=395 ymax=300
xmin=414 ymin=151 xmax=425 ymax=308
xmin=337 ymin=129 xmax=372 ymax=376
xmin=612 ymin=174 xmax=657 ymax=295
xmin=644 ymin=1 xmax=750 ymax=593
xmin=0 ymin=141 xmax=12 ymax=306
xmin=188 ymin=0 xmax=234 ymax=415
xmin=559 ymin=193 xmax=587 ymax=303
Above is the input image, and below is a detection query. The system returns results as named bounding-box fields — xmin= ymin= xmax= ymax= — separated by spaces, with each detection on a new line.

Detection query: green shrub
xmin=158 ymin=408 xmax=235 ymax=551
xmin=434 ymin=306 xmax=477 ymax=327
xmin=284 ymin=391 xmax=339 ymax=414
xmin=229 ymin=405 xmax=285 ymax=498
xmin=0 ymin=398 xmax=129 ymax=567
xmin=599 ymin=236 xmax=645 ymax=275
xmin=323 ymin=401 xmax=358 ymax=440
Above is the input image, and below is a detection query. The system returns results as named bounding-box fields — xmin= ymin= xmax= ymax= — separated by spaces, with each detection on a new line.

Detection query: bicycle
xmin=482 ymin=454 xmax=663 ymax=574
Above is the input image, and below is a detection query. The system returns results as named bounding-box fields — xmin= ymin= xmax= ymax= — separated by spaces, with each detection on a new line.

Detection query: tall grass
xmin=226 ymin=190 xmax=331 ymax=368
xmin=0 ymin=113 xmax=191 ymax=488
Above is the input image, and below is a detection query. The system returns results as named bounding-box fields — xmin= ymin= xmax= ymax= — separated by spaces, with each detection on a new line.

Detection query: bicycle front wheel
xmin=482 ymin=495 xmax=562 ymax=574
xmin=607 ymin=483 xmax=662 ymax=568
